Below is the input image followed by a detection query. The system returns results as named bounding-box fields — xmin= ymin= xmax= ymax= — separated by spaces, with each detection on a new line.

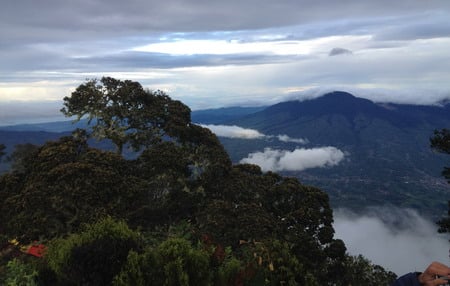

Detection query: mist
xmin=333 ymin=207 xmax=449 ymax=275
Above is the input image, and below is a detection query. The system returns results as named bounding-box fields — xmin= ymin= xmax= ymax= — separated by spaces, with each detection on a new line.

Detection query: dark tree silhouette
xmin=430 ymin=128 xmax=450 ymax=234
xmin=61 ymin=77 xmax=191 ymax=154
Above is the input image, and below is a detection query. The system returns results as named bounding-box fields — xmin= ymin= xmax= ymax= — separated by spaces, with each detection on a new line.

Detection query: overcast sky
xmin=1 ymin=0 xmax=450 ymax=124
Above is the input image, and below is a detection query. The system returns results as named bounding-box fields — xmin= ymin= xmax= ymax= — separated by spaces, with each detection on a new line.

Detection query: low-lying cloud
xmin=276 ymin=134 xmax=308 ymax=144
xmin=240 ymin=147 xmax=345 ymax=172
xmin=333 ymin=207 xmax=449 ymax=276
xmin=201 ymin=124 xmax=308 ymax=144
xmin=200 ymin=124 xmax=265 ymax=139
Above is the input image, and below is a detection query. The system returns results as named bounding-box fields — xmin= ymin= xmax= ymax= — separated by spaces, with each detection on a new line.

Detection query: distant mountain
xmin=207 ymin=91 xmax=450 ymax=217
xmin=191 ymin=106 xmax=266 ymax=124
xmin=0 ymin=130 xmax=69 ymax=173
xmin=0 ymin=119 xmax=87 ymax=133
xmin=0 ymin=107 xmax=265 ymax=133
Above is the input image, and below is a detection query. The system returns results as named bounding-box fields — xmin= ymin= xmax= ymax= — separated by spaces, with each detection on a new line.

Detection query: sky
xmin=1 ymin=0 xmax=450 ymax=125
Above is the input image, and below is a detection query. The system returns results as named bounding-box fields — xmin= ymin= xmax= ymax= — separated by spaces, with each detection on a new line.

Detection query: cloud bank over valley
xmin=334 ymin=207 xmax=450 ymax=276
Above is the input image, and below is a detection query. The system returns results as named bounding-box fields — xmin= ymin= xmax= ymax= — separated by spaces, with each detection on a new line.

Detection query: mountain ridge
xmin=212 ymin=91 xmax=450 ymax=216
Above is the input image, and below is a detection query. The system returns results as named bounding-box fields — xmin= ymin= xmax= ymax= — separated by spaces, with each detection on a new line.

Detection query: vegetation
xmin=0 ymin=78 xmax=396 ymax=285
xmin=0 ymin=143 xmax=5 ymax=161
xmin=430 ymin=129 xmax=450 ymax=235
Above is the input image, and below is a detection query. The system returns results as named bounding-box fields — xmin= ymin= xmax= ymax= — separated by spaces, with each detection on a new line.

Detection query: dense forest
xmin=3 ymin=77 xmax=447 ymax=285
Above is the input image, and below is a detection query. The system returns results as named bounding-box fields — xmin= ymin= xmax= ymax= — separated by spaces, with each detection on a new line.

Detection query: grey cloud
xmin=2 ymin=1 xmax=450 ymax=44
xmin=73 ymin=51 xmax=301 ymax=70
xmin=329 ymin=47 xmax=353 ymax=56
xmin=375 ymin=12 xmax=450 ymax=41
xmin=334 ymin=207 xmax=449 ymax=276
xmin=1 ymin=0 xmax=449 ymax=79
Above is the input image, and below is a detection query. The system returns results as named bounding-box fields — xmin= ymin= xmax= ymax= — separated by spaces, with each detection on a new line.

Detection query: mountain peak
xmin=311 ymin=91 xmax=369 ymax=105
xmin=319 ymin=91 xmax=356 ymax=100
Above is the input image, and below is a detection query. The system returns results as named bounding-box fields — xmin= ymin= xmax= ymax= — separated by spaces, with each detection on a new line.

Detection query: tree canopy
xmin=431 ymin=129 xmax=450 ymax=234
xmin=61 ymin=77 xmax=191 ymax=154
xmin=0 ymin=144 xmax=5 ymax=161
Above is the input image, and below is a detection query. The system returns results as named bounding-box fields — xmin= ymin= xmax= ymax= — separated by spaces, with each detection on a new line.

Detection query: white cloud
xmin=201 ymin=124 xmax=309 ymax=144
xmin=240 ymin=147 xmax=345 ymax=172
xmin=200 ymin=124 xmax=265 ymax=139
xmin=276 ymin=134 xmax=309 ymax=144
xmin=132 ymin=36 xmax=365 ymax=56
xmin=334 ymin=208 xmax=450 ymax=276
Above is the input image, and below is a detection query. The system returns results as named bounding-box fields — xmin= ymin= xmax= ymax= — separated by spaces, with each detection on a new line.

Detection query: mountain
xmin=0 ymin=119 xmax=88 ymax=133
xmin=210 ymin=91 xmax=450 ymax=217
xmin=191 ymin=106 xmax=267 ymax=124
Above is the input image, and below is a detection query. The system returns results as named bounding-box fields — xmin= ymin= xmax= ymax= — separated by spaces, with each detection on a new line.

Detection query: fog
xmin=333 ymin=207 xmax=449 ymax=275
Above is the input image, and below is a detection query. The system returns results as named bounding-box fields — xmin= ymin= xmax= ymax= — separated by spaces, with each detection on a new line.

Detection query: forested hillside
xmin=216 ymin=92 xmax=450 ymax=216
xmin=0 ymin=78 xmax=396 ymax=285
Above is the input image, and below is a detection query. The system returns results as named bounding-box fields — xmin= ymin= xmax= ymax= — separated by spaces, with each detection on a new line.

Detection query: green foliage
xmin=45 ymin=217 xmax=141 ymax=285
xmin=1 ymin=258 xmax=38 ymax=286
xmin=343 ymin=255 xmax=397 ymax=285
xmin=239 ymin=240 xmax=307 ymax=286
xmin=0 ymin=143 xmax=5 ymax=161
xmin=430 ymin=129 xmax=450 ymax=235
xmin=8 ymin=143 xmax=39 ymax=173
xmin=215 ymin=251 xmax=242 ymax=286
xmin=0 ymin=136 xmax=149 ymax=241
xmin=113 ymin=237 xmax=211 ymax=286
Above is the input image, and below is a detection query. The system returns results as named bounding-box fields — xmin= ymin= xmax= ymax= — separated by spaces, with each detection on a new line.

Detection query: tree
xmin=45 ymin=217 xmax=141 ymax=285
xmin=0 ymin=136 xmax=148 ymax=241
xmin=0 ymin=144 xmax=5 ymax=162
xmin=430 ymin=128 xmax=450 ymax=234
xmin=61 ymin=77 xmax=191 ymax=154
xmin=7 ymin=143 xmax=39 ymax=173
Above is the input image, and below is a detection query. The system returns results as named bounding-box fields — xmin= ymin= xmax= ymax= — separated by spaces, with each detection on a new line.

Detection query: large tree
xmin=61 ymin=77 xmax=191 ymax=154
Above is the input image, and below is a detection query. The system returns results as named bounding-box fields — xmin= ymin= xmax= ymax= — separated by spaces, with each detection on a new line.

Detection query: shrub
xmin=45 ymin=217 xmax=141 ymax=285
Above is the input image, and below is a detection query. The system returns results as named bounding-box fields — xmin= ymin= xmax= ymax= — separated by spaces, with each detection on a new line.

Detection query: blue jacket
xmin=392 ymin=272 xmax=421 ymax=286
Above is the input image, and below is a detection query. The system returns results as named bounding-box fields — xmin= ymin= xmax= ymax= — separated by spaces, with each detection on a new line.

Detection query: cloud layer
xmin=1 ymin=1 xmax=450 ymax=124
xmin=334 ymin=208 xmax=450 ymax=276
xmin=240 ymin=147 xmax=345 ymax=172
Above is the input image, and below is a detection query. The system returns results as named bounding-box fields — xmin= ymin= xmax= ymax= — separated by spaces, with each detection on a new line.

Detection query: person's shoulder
xmin=392 ymin=272 xmax=421 ymax=286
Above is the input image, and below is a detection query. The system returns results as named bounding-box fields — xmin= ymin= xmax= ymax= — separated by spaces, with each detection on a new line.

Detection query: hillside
xmin=211 ymin=92 xmax=450 ymax=216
